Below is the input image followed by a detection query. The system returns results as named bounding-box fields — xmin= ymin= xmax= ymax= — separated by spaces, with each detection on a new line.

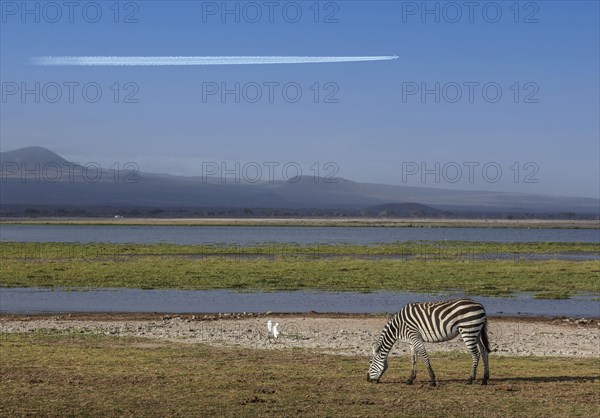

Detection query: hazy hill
xmin=0 ymin=146 xmax=71 ymax=167
xmin=1 ymin=146 xmax=598 ymax=216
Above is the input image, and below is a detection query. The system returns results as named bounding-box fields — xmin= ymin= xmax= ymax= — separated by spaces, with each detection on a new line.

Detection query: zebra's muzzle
xmin=366 ymin=375 xmax=379 ymax=383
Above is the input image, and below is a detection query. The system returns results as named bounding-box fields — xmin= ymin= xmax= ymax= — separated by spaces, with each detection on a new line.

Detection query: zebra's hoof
xmin=481 ymin=380 xmax=488 ymax=386
xmin=405 ymin=380 xmax=414 ymax=385
xmin=429 ymin=381 xmax=436 ymax=387
xmin=465 ymin=379 xmax=474 ymax=385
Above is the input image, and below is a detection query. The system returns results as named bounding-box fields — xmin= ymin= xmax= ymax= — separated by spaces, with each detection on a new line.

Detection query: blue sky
xmin=1 ymin=0 xmax=598 ymax=198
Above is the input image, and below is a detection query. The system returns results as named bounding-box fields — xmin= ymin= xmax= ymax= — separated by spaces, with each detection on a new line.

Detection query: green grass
xmin=1 ymin=255 xmax=598 ymax=298
xmin=1 ymin=242 xmax=598 ymax=298
xmin=1 ymin=332 xmax=598 ymax=417
xmin=1 ymin=240 xmax=598 ymax=258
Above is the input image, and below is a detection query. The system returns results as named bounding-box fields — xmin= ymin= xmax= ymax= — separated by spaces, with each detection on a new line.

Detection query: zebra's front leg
xmin=417 ymin=345 xmax=436 ymax=387
xmin=406 ymin=346 xmax=417 ymax=385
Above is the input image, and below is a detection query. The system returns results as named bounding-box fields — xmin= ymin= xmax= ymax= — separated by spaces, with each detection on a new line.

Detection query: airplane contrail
xmin=30 ymin=55 xmax=399 ymax=66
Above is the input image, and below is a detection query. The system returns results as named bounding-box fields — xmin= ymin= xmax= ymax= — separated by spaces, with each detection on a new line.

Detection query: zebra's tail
xmin=480 ymin=319 xmax=491 ymax=352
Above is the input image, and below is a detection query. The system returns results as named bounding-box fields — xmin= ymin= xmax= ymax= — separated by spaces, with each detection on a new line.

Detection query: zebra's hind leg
xmin=478 ymin=339 xmax=489 ymax=385
xmin=460 ymin=329 xmax=480 ymax=385
xmin=406 ymin=346 xmax=417 ymax=385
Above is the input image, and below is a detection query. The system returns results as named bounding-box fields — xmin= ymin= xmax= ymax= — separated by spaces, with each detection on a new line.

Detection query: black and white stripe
xmin=367 ymin=299 xmax=490 ymax=386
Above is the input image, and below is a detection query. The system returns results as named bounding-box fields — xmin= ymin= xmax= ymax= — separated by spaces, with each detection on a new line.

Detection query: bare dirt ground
xmin=1 ymin=313 xmax=598 ymax=358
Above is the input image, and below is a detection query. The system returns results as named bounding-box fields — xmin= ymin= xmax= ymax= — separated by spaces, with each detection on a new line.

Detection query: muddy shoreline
xmin=1 ymin=311 xmax=598 ymax=322
xmin=2 ymin=313 xmax=598 ymax=358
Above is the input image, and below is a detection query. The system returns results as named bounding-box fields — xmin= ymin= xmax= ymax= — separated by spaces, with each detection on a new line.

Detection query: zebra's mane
xmin=372 ymin=340 xmax=381 ymax=354
xmin=373 ymin=312 xmax=399 ymax=354
xmin=412 ymin=298 xmax=473 ymax=307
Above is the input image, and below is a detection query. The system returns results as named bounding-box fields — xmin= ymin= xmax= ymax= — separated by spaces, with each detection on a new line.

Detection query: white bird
xmin=272 ymin=322 xmax=280 ymax=339
xmin=267 ymin=319 xmax=272 ymax=333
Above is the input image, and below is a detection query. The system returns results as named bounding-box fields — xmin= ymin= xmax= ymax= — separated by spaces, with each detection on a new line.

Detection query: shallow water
xmin=2 ymin=288 xmax=598 ymax=317
xmin=1 ymin=225 xmax=599 ymax=244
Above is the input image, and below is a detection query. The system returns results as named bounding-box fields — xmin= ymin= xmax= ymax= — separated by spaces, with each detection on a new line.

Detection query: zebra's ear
xmin=371 ymin=342 xmax=379 ymax=356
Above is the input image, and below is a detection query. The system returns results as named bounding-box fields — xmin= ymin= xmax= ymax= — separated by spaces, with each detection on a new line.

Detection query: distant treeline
xmin=0 ymin=205 xmax=597 ymax=220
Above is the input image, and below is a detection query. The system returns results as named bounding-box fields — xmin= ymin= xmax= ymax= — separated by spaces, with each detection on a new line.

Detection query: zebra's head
xmin=367 ymin=342 xmax=388 ymax=383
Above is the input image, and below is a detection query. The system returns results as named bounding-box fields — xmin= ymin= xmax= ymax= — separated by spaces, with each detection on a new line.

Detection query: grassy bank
xmin=2 ymin=242 xmax=598 ymax=298
xmin=1 ymin=256 xmax=598 ymax=299
xmin=1 ymin=332 xmax=598 ymax=417
xmin=2 ymin=241 xmax=599 ymax=257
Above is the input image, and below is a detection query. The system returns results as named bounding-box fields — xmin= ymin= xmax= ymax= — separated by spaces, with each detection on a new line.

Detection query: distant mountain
xmin=0 ymin=146 xmax=70 ymax=167
xmin=1 ymin=146 xmax=598 ymax=216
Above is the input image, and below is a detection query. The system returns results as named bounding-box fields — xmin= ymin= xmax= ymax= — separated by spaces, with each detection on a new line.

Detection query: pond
xmin=2 ymin=288 xmax=598 ymax=318
xmin=1 ymin=225 xmax=599 ymax=244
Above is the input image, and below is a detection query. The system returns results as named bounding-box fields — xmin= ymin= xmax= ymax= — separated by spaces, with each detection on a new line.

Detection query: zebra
xmin=367 ymin=299 xmax=490 ymax=386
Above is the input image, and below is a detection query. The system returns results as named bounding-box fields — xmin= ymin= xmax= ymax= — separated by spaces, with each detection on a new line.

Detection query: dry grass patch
xmin=1 ymin=332 xmax=598 ymax=417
